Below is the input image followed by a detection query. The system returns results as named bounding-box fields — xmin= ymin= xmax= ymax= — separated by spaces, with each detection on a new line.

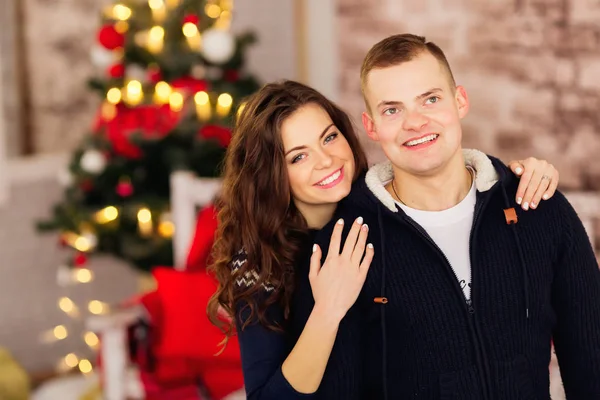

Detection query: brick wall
xmin=336 ymin=0 xmax=600 ymax=256
xmin=22 ymin=0 xmax=113 ymax=154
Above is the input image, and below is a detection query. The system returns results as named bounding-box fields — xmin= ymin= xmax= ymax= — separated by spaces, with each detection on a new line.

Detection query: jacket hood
xmin=347 ymin=148 xmax=516 ymax=212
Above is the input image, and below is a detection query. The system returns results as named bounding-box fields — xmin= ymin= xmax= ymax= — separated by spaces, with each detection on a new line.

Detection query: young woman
xmin=207 ymin=80 xmax=559 ymax=399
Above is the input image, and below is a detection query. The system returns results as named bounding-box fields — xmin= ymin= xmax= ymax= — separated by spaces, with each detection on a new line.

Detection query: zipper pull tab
xmin=466 ymin=299 xmax=475 ymax=314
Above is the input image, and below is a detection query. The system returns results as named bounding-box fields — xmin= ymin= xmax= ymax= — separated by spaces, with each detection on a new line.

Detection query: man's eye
xmin=425 ymin=96 xmax=440 ymax=104
xmin=383 ymin=108 xmax=398 ymax=116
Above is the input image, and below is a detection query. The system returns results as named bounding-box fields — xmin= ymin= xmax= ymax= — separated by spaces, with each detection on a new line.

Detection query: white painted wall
xmin=0 ymin=52 xmax=8 ymax=205
xmin=302 ymin=0 xmax=339 ymax=101
xmin=232 ymin=0 xmax=298 ymax=83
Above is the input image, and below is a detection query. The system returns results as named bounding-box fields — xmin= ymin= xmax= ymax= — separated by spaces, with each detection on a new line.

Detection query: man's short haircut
xmin=360 ymin=34 xmax=457 ymax=113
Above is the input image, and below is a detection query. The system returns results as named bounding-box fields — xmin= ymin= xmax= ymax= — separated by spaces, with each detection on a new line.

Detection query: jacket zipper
xmin=400 ymin=188 xmax=495 ymax=400
xmin=467 ymin=191 xmax=495 ymax=400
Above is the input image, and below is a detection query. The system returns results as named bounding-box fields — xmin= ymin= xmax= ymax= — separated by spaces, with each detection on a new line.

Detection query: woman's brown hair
xmin=207 ymin=80 xmax=368 ymax=337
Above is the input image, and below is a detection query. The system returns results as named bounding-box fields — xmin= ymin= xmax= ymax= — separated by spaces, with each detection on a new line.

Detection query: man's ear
xmin=455 ymin=85 xmax=470 ymax=119
xmin=362 ymin=112 xmax=380 ymax=141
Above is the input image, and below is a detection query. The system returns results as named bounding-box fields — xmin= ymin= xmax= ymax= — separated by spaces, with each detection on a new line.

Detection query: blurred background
xmin=0 ymin=0 xmax=597 ymax=399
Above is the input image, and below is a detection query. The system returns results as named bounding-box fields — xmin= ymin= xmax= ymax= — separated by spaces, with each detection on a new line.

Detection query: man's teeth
xmin=318 ymin=170 xmax=341 ymax=186
xmin=405 ymin=134 xmax=439 ymax=147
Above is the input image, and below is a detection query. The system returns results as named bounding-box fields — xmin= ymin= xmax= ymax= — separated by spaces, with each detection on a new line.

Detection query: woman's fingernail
xmin=337 ymin=218 xmax=344 ymax=225
xmin=515 ymin=167 xmax=523 ymax=175
xmin=356 ymin=216 xmax=363 ymax=224
xmin=313 ymin=244 xmax=317 ymax=253
xmin=367 ymin=243 xmax=374 ymax=249
xmin=523 ymin=202 xmax=529 ymax=211
xmin=362 ymin=224 xmax=369 ymax=231
xmin=516 ymin=197 xmax=522 ymax=205
xmin=531 ymin=202 xmax=537 ymax=209
xmin=543 ymin=193 xmax=549 ymax=200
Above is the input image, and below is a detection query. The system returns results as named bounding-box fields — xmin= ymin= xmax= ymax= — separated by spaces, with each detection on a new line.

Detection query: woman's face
xmin=281 ymin=103 xmax=355 ymax=215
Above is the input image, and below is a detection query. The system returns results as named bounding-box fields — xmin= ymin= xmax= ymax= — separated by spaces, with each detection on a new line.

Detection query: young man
xmin=310 ymin=34 xmax=600 ymax=399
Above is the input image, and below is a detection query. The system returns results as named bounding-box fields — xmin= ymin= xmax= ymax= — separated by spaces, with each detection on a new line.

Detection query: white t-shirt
xmin=395 ymin=182 xmax=476 ymax=300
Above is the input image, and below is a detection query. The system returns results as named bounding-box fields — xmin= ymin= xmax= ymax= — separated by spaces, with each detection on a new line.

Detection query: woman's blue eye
xmin=324 ymin=133 xmax=338 ymax=143
xmin=291 ymin=154 xmax=305 ymax=164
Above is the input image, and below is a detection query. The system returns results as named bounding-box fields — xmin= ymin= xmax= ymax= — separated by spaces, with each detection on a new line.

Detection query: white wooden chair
xmin=86 ymin=171 xmax=230 ymax=400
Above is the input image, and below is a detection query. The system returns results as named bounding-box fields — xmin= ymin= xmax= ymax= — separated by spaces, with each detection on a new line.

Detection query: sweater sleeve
xmin=231 ymin=250 xmax=317 ymax=400
xmin=235 ymin=304 xmax=317 ymax=400
xmin=551 ymin=195 xmax=600 ymax=399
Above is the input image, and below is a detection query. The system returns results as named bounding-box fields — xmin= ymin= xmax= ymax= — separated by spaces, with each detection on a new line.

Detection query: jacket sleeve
xmin=551 ymin=195 xmax=600 ymax=399
xmin=315 ymin=302 xmax=366 ymax=400
xmin=232 ymin=249 xmax=317 ymax=400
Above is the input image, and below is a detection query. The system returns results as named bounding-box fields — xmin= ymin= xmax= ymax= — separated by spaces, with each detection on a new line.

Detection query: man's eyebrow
xmin=417 ymin=88 xmax=443 ymax=100
xmin=377 ymin=100 xmax=403 ymax=109
xmin=376 ymin=88 xmax=444 ymax=109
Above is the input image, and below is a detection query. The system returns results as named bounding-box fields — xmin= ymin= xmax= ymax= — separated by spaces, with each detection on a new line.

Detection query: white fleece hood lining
xmin=365 ymin=149 xmax=500 ymax=213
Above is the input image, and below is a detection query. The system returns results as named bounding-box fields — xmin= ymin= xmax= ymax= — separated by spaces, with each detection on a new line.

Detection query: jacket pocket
xmin=439 ymin=364 xmax=485 ymax=400
xmin=489 ymin=354 xmax=540 ymax=400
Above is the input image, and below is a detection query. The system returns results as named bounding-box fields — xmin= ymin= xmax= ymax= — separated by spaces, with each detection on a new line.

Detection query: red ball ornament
xmin=98 ymin=24 xmax=125 ymax=50
xmin=199 ymin=124 xmax=232 ymax=147
xmin=116 ymin=177 xmax=134 ymax=197
xmin=224 ymin=69 xmax=240 ymax=82
xmin=183 ymin=14 xmax=200 ymax=26
xmin=108 ymin=63 xmax=125 ymax=78
xmin=171 ymin=76 xmax=209 ymax=93
xmin=74 ymin=252 xmax=88 ymax=267
xmin=58 ymin=236 xmax=68 ymax=248
xmin=148 ymin=67 xmax=162 ymax=83
xmin=80 ymin=179 xmax=94 ymax=192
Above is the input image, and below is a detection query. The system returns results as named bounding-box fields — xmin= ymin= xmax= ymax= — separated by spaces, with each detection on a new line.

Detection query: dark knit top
xmin=235 ymin=154 xmax=600 ymax=400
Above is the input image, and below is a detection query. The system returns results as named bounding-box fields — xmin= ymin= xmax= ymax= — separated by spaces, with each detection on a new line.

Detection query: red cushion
xmin=140 ymin=290 xmax=162 ymax=326
xmin=185 ymin=204 xmax=219 ymax=272
xmin=198 ymin=364 xmax=246 ymax=400
xmin=153 ymin=357 xmax=197 ymax=386
xmin=152 ymin=267 xmax=242 ymax=364
xmin=141 ymin=368 xmax=203 ymax=400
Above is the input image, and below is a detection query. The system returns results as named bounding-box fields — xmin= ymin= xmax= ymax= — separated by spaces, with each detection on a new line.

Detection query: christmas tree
xmin=38 ymin=0 xmax=260 ymax=272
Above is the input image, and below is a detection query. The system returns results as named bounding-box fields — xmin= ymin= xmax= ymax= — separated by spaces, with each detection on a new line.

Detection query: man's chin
xmin=389 ymin=158 xmax=446 ymax=177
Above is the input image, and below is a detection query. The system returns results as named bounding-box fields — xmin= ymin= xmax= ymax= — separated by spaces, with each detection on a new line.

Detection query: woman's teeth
xmin=317 ymin=169 xmax=341 ymax=186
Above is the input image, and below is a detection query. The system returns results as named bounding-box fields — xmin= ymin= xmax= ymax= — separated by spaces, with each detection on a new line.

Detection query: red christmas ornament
xmin=58 ymin=236 xmax=68 ymax=248
xmin=98 ymin=24 xmax=125 ymax=50
xmin=199 ymin=125 xmax=232 ymax=147
xmin=224 ymin=69 xmax=240 ymax=82
xmin=183 ymin=14 xmax=200 ymax=26
xmin=171 ymin=76 xmax=209 ymax=94
xmin=80 ymin=179 xmax=94 ymax=192
xmin=148 ymin=67 xmax=162 ymax=83
xmin=107 ymin=63 xmax=125 ymax=78
xmin=74 ymin=252 xmax=88 ymax=267
xmin=93 ymin=103 xmax=180 ymax=158
xmin=116 ymin=177 xmax=134 ymax=197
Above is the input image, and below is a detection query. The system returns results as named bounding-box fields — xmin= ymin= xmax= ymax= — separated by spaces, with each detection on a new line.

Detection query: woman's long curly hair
xmin=207 ymin=80 xmax=368 ymax=336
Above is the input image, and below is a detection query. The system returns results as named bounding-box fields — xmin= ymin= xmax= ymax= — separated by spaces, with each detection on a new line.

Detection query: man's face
xmin=361 ymin=51 xmax=469 ymax=176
